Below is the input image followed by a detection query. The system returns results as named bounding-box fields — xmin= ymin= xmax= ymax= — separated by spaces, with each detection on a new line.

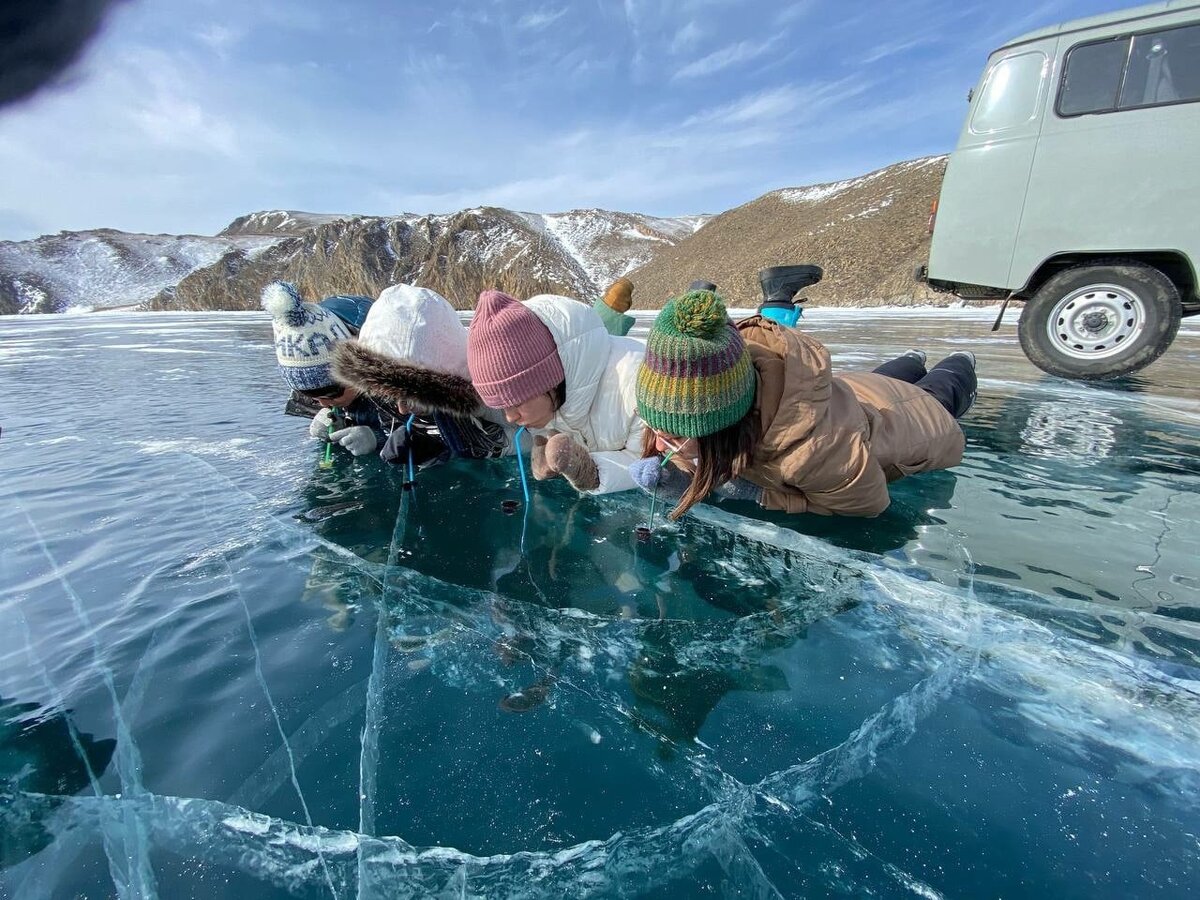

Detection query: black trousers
xmin=872 ymin=354 xmax=977 ymax=419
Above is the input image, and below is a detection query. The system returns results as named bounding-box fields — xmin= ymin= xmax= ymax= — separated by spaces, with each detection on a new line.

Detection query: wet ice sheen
xmin=1 ymin=311 xmax=1198 ymax=898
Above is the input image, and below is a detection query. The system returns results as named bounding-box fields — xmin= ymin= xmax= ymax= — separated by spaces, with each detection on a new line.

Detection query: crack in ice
xmin=18 ymin=508 xmax=160 ymax=899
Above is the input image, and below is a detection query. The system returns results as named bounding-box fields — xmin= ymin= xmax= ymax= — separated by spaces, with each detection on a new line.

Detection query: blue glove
xmin=628 ymin=456 xmax=689 ymax=499
xmin=714 ymin=477 xmax=763 ymax=503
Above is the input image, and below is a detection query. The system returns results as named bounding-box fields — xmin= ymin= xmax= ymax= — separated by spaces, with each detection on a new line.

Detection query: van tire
xmin=1018 ymin=260 xmax=1181 ymax=380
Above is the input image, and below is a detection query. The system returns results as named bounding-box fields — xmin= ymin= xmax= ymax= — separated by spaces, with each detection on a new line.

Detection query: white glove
xmin=309 ymin=407 xmax=334 ymax=440
xmin=329 ymin=425 xmax=378 ymax=457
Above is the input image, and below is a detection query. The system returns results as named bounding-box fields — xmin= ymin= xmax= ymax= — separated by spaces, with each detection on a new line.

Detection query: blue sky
xmin=0 ymin=0 xmax=1132 ymax=241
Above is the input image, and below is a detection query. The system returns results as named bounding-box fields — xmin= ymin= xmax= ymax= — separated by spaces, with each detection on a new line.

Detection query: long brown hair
xmin=641 ymin=413 xmax=760 ymax=520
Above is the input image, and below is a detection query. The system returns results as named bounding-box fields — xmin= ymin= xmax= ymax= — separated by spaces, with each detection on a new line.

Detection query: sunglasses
xmin=297 ymin=384 xmax=345 ymax=400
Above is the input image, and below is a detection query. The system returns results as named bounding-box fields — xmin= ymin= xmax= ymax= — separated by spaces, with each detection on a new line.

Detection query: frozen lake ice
xmin=1 ymin=308 xmax=1197 ymax=898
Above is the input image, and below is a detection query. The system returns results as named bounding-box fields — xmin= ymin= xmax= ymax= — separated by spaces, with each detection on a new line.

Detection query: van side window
xmin=970 ymin=51 xmax=1047 ymax=133
xmin=1119 ymin=23 xmax=1200 ymax=108
xmin=1058 ymin=22 xmax=1200 ymax=116
xmin=1058 ymin=38 xmax=1129 ymax=115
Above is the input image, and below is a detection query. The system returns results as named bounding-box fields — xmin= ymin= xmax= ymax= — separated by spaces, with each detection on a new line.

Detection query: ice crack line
xmin=172 ymin=451 xmax=980 ymax=893
xmin=16 ymin=509 xmax=159 ymax=899
xmin=195 ymin=486 xmax=342 ymax=900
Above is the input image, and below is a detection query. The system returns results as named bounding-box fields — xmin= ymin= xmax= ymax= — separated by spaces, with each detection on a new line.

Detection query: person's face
xmin=315 ymin=386 xmax=358 ymax=408
xmin=651 ymin=429 xmax=699 ymax=469
xmin=503 ymin=392 xmax=557 ymax=428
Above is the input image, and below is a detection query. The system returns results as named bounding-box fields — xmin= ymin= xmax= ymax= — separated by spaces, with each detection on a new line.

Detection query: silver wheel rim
xmin=1046 ymin=283 xmax=1146 ymax=361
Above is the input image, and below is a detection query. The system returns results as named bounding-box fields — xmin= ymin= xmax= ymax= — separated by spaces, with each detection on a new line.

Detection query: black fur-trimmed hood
xmin=332 ymin=340 xmax=482 ymax=417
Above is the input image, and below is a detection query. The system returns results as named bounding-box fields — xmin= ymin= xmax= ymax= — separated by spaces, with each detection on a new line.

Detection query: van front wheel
xmin=1018 ymin=261 xmax=1181 ymax=380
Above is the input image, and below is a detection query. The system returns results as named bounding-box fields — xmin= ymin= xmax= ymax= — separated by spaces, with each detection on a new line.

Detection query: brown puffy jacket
xmin=738 ymin=316 xmax=964 ymax=517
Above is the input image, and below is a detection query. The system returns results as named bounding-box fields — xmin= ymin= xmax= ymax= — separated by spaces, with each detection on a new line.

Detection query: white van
xmin=919 ymin=1 xmax=1200 ymax=380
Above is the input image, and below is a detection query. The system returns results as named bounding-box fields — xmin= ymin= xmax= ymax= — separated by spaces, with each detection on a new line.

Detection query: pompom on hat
xmin=466 ymin=290 xmax=564 ymax=409
xmin=635 ymin=290 xmax=756 ymax=439
xmin=262 ymin=281 xmax=354 ymax=392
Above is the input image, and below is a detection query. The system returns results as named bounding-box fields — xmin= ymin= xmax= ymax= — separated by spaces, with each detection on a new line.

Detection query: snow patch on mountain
xmin=3 ymin=206 xmax=710 ymax=314
xmin=219 ymin=210 xmax=356 ymax=237
xmin=0 ymin=230 xmax=282 ymax=313
xmin=775 ymin=156 xmax=946 ymax=206
xmin=776 ymin=172 xmax=884 ymax=205
xmin=520 ymin=210 xmax=711 ymax=289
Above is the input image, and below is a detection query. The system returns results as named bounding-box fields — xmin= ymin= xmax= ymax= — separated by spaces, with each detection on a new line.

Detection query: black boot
xmin=759 ymin=265 xmax=822 ymax=307
xmin=688 ymin=279 xmax=718 ymax=293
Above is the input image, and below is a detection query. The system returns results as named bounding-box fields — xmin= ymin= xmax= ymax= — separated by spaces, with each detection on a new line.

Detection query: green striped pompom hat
xmin=636 ymin=290 xmax=756 ymax=439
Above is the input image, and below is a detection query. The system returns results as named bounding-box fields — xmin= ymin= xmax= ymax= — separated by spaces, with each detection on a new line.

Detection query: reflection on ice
xmin=0 ymin=697 xmax=115 ymax=867
xmin=1020 ymin=401 xmax=1120 ymax=462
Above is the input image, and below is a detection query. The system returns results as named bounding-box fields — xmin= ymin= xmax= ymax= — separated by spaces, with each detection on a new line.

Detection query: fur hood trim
xmin=332 ymin=340 xmax=482 ymax=417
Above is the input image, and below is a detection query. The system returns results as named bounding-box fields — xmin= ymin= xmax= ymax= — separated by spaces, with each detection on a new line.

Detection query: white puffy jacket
xmin=524 ymin=294 xmax=646 ymax=494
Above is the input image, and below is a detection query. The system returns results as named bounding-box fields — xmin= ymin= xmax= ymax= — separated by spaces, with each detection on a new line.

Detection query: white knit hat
xmin=331 ymin=284 xmax=482 ymax=416
xmin=261 ymin=281 xmax=353 ymax=391
xmin=358 ymin=284 xmax=470 ymax=379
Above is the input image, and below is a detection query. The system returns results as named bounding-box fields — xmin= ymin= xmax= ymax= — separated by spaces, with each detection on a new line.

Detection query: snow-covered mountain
xmin=0 ymin=229 xmax=282 ymax=314
xmin=518 ymin=210 xmax=708 ymax=289
xmin=153 ymin=207 xmax=712 ymax=312
xmin=0 ymin=208 xmax=710 ymax=314
xmin=219 ymin=210 xmax=354 ymax=237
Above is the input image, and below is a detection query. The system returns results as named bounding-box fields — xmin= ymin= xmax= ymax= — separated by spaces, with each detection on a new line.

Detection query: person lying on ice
xmin=262 ymin=281 xmax=388 ymax=458
xmin=467 ymin=288 xmax=646 ymax=495
xmin=628 ymin=289 xmax=976 ymax=519
xmin=331 ymin=279 xmax=644 ymax=469
xmin=331 ymin=283 xmax=511 ymax=466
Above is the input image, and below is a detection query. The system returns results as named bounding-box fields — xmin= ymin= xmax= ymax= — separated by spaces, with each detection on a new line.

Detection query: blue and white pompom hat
xmin=261 ymin=281 xmax=354 ymax=392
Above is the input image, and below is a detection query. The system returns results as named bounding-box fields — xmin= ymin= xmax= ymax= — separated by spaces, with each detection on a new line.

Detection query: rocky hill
xmin=0 ymin=229 xmax=281 ymax=314
xmin=219 ymin=210 xmax=353 ymax=237
xmin=152 ymin=208 xmax=707 ymax=312
xmin=628 ymin=156 xmax=949 ymax=308
xmin=0 ymin=155 xmax=954 ymax=315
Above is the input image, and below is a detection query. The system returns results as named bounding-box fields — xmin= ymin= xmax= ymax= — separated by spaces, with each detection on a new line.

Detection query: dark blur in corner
xmin=0 ymin=0 xmax=123 ymax=109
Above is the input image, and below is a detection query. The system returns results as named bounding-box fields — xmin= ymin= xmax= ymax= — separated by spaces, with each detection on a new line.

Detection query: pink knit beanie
xmin=467 ymin=290 xmax=564 ymax=409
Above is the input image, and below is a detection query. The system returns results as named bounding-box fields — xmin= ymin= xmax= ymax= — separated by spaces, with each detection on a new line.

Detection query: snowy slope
xmin=1 ymin=208 xmax=710 ymax=314
xmin=219 ymin=210 xmax=358 ymax=237
xmin=0 ymin=229 xmax=283 ymax=314
xmin=518 ymin=210 xmax=710 ymax=290
xmin=774 ymin=156 xmax=947 ymax=206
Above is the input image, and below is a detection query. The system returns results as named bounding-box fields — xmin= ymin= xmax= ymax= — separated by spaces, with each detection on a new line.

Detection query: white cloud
xmin=670 ymin=21 xmax=704 ymax=55
xmin=859 ymin=36 xmax=934 ymax=65
xmin=196 ymin=24 xmax=244 ymax=59
xmin=119 ymin=50 xmax=239 ymax=157
xmin=680 ymin=77 xmax=869 ymax=134
xmin=517 ymin=7 xmax=569 ymax=31
xmin=622 ymin=0 xmax=645 ymax=73
xmin=681 ymin=85 xmax=800 ymax=128
xmin=132 ymin=93 xmax=238 ymax=157
xmin=774 ymin=1 xmax=816 ymax=27
xmin=672 ymin=35 xmax=782 ymax=81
